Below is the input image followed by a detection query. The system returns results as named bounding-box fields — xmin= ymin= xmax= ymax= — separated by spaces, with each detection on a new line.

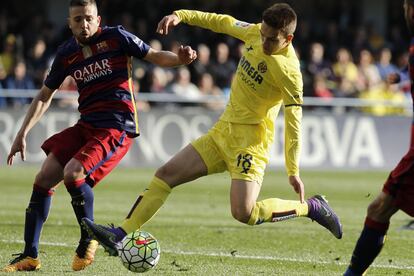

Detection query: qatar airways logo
xmin=73 ymin=58 xmax=113 ymax=83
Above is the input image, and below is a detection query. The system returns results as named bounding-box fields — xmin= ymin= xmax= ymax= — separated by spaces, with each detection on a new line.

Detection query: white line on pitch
xmin=1 ymin=239 xmax=413 ymax=271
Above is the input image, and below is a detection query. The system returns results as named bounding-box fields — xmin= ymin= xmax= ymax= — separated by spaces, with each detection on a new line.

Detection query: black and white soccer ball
xmin=118 ymin=230 xmax=160 ymax=273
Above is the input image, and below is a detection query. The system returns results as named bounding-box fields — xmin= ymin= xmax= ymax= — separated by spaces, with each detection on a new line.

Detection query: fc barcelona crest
xmin=96 ymin=41 xmax=109 ymax=52
xmin=258 ymin=61 xmax=267 ymax=74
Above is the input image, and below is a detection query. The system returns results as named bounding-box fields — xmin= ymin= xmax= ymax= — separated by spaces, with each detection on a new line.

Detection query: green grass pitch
xmin=0 ymin=167 xmax=413 ymax=275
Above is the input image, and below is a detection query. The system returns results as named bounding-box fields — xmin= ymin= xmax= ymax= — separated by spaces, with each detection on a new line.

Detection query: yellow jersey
xmin=175 ymin=10 xmax=303 ymax=176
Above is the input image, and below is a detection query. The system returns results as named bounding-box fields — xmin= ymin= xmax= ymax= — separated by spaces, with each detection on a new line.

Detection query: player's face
xmin=260 ymin=22 xmax=293 ymax=55
xmin=68 ymin=4 xmax=101 ymax=44
xmin=404 ymin=1 xmax=414 ymax=35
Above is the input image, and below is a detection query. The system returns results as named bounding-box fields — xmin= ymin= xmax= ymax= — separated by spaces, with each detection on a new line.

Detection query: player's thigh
xmin=383 ymin=154 xmax=414 ymax=217
xmin=35 ymin=153 xmax=64 ymax=189
xmin=155 ymin=143 xmax=209 ymax=187
xmin=190 ymin=129 xmax=227 ymax=176
xmin=230 ymin=179 xmax=261 ymax=219
xmin=41 ymin=123 xmax=86 ymax=167
xmin=74 ymin=129 xmax=132 ymax=186
xmin=219 ymin=122 xmax=270 ymax=185
xmin=367 ymin=192 xmax=399 ymax=222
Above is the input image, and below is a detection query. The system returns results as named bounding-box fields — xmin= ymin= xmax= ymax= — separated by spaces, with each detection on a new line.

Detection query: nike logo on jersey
xmin=246 ymin=45 xmax=253 ymax=52
xmin=80 ymin=151 xmax=92 ymax=158
xmin=68 ymin=55 xmax=78 ymax=64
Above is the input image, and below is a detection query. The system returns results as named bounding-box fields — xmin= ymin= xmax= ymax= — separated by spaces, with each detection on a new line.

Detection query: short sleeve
xmin=44 ymin=53 xmax=67 ymax=90
xmin=116 ymin=26 xmax=150 ymax=59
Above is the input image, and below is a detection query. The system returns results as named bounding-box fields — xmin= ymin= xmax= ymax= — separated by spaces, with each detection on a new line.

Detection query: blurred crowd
xmin=0 ymin=0 xmax=411 ymax=115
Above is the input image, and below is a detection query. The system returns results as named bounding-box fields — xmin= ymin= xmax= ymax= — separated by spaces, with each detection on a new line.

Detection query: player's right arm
xmin=7 ymin=85 xmax=56 ymax=165
xmin=157 ymin=10 xmax=251 ymax=41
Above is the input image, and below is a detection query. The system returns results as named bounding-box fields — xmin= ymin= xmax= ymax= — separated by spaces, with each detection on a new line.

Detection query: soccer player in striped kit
xmin=344 ymin=1 xmax=414 ymax=275
xmin=2 ymin=0 xmax=196 ymax=272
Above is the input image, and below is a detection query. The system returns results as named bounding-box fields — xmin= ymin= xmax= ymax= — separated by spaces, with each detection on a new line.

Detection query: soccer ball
xmin=118 ymin=230 xmax=160 ymax=273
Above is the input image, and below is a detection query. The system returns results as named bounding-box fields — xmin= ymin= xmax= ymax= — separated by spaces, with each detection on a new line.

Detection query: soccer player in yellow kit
xmin=83 ymin=3 xmax=342 ymax=256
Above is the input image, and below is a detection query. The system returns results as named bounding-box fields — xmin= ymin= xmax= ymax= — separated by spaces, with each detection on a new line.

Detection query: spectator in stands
xmin=4 ymin=60 xmax=35 ymax=108
xmin=0 ymin=34 xmax=17 ymax=76
xmin=210 ymin=42 xmax=236 ymax=96
xmin=197 ymin=72 xmax=224 ymax=110
xmin=167 ymin=66 xmax=201 ymax=104
xmin=313 ymin=75 xmax=334 ymax=100
xmin=332 ymin=48 xmax=359 ymax=98
xmin=189 ymin=43 xmax=212 ymax=85
xmin=376 ymin=47 xmax=399 ymax=81
xmin=306 ymin=42 xmax=335 ymax=97
xmin=359 ymin=82 xmax=406 ymax=116
xmin=307 ymin=42 xmax=334 ymax=80
xmin=356 ymin=49 xmax=382 ymax=92
xmin=27 ymin=38 xmax=51 ymax=88
xmin=149 ymin=66 xmax=168 ymax=93
xmin=0 ymin=56 xmax=6 ymax=83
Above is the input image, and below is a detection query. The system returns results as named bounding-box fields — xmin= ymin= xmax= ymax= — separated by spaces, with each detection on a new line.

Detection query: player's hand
xmin=156 ymin=14 xmax=181 ymax=35
xmin=7 ymin=134 xmax=26 ymax=165
xmin=289 ymin=175 xmax=305 ymax=203
xmin=178 ymin=45 xmax=197 ymax=65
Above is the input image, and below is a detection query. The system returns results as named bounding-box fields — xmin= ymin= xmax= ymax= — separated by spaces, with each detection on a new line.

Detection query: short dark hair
xmin=262 ymin=3 xmax=297 ymax=36
xmin=69 ymin=0 xmax=97 ymax=8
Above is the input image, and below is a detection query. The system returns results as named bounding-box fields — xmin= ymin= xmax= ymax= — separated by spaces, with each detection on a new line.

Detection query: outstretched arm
xmin=144 ymin=46 xmax=197 ymax=67
xmin=157 ymin=10 xmax=250 ymax=41
xmin=7 ymin=85 xmax=56 ymax=165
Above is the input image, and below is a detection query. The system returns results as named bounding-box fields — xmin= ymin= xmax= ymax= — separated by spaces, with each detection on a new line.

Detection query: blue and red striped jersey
xmin=44 ymin=25 xmax=150 ymax=135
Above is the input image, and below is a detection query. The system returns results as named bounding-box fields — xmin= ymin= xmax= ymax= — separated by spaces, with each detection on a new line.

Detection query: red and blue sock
xmin=66 ymin=179 xmax=94 ymax=245
xmin=23 ymin=185 xmax=53 ymax=258
xmin=344 ymin=217 xmax=389 ymax=275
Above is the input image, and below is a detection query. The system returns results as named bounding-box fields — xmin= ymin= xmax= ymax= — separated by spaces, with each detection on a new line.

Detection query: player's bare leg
xmin=154 ymin=143 xmax=208 ymax=187
xmin=344 ymin=192 xmax=398 ymax=276
xmin=230 ymin=179 xmax=261 ymax=223
xmin=2 ymin=153 xmax=62 ymax=272
xmin=82 ymin=144 xmax=208 ymax=256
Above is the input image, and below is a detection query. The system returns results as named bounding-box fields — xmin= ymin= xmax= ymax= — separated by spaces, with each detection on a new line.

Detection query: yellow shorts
xmin=191 ymin=120 xmax=274 ymax=184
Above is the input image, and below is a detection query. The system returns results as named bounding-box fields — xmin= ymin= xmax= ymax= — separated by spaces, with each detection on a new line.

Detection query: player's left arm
xmin=157 ymin=10 xmax=251 ymax=42
xmin=281 ymin=69 xmax=304 ymax=202
xmin=143 ymin=46 xmax=197 ymax=67
xmin=284 ymin=105 xmax=305 ymax=203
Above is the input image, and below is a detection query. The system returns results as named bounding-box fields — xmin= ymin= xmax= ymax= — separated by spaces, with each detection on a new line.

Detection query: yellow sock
xmin=247 ymin=198 xmax=309 ymax=225
xmin=121 ymin=176 xmax=171 ymax=234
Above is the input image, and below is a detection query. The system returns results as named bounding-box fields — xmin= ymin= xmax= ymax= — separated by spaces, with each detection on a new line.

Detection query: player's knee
xmin=367 ymin=198 xmax=385 ymax=218
xmin=34 ymin=171 xmax=52 ymax=189
xmin=155 ymin=164 xmax=174 ymax=181
xmin=63 ymin=162 xmax=85 ymax=184
xmin=63 ymin=171 xmax=83 ymax=185
xmin=231 ymin=207 xmax=251 ymax=224
xmin=33 ymin=171 xmax=45 ymax=187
